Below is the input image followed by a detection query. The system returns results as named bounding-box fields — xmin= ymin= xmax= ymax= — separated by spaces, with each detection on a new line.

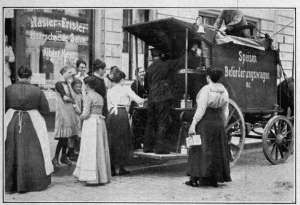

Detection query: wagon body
xmin=124 ymin=17 xmax=279 ymax=114
xmin=124 ymin=17 xmax=294 ymax=165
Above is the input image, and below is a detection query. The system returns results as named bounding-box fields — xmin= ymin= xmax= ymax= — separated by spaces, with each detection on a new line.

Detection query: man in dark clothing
xmin=129 ymin=67 xmax=147 ymax=114
xmin=144 ymin=44 xmax=203 ymax=154
xmin=143 ymin=49 xmax=181 ymax=154
xmin=214 ymin=9 xmax=251 ymax=38
xmin=130 ymin=67 xmax=148 ymax=149
xmin=89 ymin=59 xmax=108 ymax=117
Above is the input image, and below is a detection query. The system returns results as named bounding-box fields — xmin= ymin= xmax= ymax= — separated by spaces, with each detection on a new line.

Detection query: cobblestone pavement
xmin=4 ymin=146 xmax=295 ymax=203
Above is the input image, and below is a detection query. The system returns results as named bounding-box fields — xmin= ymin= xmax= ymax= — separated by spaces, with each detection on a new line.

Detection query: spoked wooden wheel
xmin=226 ymin=99 xmax=246 ymax=167
xmin=262 ymin=115 xmax=294 ymax=165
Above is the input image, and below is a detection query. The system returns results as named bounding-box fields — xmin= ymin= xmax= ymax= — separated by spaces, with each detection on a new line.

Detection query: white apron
xmin=5 ymin=109 xmax=54 ymax=175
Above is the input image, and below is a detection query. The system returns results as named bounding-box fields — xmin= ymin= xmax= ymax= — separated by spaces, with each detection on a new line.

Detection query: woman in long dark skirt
xmin=187 ymin=68 xmax=231 ymax=187
xmin=107 ymin=68 xmax=145 ymax=176
xmin=5 ymin=66 xmax=53 ymax=193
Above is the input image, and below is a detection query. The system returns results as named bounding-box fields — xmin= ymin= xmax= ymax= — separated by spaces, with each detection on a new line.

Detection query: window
xmin=15 ymin=9 xmax=92 ymax=87
xmin=245 ymin=18 xmax=259 ymax=37
xmin=123 ymin=9 xmax=149 ymax=53
xmin=197 ymin=11 xmax=217 ymax=26
xmin=197 ymin=15 xmax=216 ymax=26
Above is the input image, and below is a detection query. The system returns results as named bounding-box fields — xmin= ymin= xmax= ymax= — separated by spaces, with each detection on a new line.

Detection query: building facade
xmin=5 ymin=8 xmax=294 ymax=86
xmin=4 ymin=8 xmax=295 ymax=130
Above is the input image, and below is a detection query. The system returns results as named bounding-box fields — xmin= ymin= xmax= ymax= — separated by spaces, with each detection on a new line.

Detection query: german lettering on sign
xmin=213 ymin=44 xmax=277 ymax=112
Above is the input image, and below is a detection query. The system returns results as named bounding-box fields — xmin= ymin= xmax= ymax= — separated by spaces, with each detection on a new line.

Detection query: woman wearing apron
xmin=107 ymin=69 xmax=146 ymax=176
xmin=5 ymin=66 xmax=53 ymax=193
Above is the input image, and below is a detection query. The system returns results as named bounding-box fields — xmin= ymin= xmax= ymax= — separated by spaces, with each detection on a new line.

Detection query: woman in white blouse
xmin=107 ymin=68 xmax=145 ymax=176
xmin=186 ymin=68 xmax=231 ymax=187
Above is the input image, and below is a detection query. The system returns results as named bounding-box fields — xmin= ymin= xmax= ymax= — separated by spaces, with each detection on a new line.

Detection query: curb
xmin=127 ymin=142 xmax=263 ymax=173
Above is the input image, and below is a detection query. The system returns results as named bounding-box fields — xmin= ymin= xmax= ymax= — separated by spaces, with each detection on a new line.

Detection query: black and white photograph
xmin=1 ymin=1 xmax=297 ymax=203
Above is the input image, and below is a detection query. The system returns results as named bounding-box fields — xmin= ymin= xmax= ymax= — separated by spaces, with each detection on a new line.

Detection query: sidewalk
xmin=48 ymin=132 xmax=262 ymax=175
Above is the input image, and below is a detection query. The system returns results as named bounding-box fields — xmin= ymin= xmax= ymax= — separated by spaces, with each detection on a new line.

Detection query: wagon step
xmin=133 ymin=149 xmax=188 ymax=160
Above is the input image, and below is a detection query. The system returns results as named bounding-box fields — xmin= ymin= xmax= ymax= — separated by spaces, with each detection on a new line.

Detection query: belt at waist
xmin=109 ymin=105 xmax=128 ymax=115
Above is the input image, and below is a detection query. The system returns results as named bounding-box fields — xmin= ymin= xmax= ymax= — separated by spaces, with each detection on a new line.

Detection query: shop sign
xmin=30 ymin=15 xmax=89 ymax=34
xmin=26 ymin=29 xmax=89 ymax=45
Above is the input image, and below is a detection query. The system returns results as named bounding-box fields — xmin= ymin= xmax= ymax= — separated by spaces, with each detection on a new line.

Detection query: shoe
xmin=198 ymin=178 xmax=218 ymax=187
xmin=209 ymin=180 xmax=218 ymax=187
xmin=118 ymin=167 xmax=130 ymax=175
xmin=185 ymin=180 xmax=199 ymax=187
xmin=111 ymin=168 xmax=116 ymax=176
xmin=60 ymin=156 xmax=73 ymax=166
xmin=52 ymin=158 xmax=60 ymax=168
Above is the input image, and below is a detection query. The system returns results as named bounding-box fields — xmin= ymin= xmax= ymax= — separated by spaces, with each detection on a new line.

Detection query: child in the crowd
xmin=68 ymin=78 xmax=84 ymax=161
xmin=53 ymin=66 xmax=78 ymax=167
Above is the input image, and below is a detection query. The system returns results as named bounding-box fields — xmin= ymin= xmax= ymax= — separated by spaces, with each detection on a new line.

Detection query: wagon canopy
xmin=123 ymin=17 xmax=265 ymax=58
xmin=123 ymin=17 xmax=215 ymax=58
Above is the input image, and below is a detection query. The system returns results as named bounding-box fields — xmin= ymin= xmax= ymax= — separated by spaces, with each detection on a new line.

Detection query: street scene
xmin=4 ymin=7 xmax=295 ymax=203
xmin=4 ymin=141 xmax=295 ymax=202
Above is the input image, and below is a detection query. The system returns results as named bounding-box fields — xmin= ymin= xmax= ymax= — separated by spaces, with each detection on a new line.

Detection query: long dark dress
xmin=107 ymin=84 xmax=144 ymax=168
xmin=187 ymin=107 xmax=231 ymax=183
xmin=5 ymin=82 xmax=51 ymax=193
xmin=107 ymin=107 xmax=132 ymax=167
xmin=187 ymin=83 xmax=231 ymax=184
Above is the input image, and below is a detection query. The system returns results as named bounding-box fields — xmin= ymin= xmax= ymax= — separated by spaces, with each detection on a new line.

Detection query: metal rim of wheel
xmin=226 ymin=99 xmax=246 ymax=167
xmin=262 ymin=115 xmax=294 ymax=165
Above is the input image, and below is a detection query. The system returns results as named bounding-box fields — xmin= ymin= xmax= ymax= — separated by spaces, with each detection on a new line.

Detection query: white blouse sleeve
xmin=8 ymin=46 xmax=15 ymax=62
xmin=191 ymin=86 xmax=209 ymax=126
xmin=107 ymin=90 xmax=113 ymax=111
xmin=221 ymin=90 xmax=229 ymax=125
xmin=127 ymin=87 xmax=144 ymax=104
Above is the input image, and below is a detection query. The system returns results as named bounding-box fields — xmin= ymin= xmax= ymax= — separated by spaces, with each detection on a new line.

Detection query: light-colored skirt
xmin=73 ymin=114 xmax=111 ymax=184
xmin=54 ymin=93 xmax=80 ymax=139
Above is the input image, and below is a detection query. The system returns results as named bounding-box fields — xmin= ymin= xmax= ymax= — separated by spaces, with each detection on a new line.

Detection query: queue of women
xmin=5 ymin=58 xmax=231 ymax=194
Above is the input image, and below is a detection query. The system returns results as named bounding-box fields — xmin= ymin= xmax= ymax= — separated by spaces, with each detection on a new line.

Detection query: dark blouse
xmin=92 ymin=75 xmax=108 ymax=117
xmin=55 ymin=81 xmax=71 ymax=98
xmin=5 ymin=82 xmax=50 ymax=115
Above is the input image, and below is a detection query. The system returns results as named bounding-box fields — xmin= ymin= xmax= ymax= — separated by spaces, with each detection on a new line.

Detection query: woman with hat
xmin=186 ymin=68 xmax=231 ymax=187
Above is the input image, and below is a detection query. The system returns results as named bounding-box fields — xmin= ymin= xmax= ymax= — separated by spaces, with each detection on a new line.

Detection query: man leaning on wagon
xmin=214 ymin=9 xmax=251 ymax=38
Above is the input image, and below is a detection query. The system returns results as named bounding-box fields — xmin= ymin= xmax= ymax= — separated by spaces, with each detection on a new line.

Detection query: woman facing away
xmin=73 ymin=76 xmax=111 ymax=185
xmin=5 ymin=66 xmax=53 ymax=193
xmin=187 ymin=68 xmax=231 ymax=187
xmin=107 ymin=68 xmax=146 ymax=176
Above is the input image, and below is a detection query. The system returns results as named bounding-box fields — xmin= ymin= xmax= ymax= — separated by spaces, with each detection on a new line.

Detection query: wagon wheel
xmin=226 ymin=99 xmax=246 ymax=167
xmin=262 ymin=115 xmax=294 ymax=165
